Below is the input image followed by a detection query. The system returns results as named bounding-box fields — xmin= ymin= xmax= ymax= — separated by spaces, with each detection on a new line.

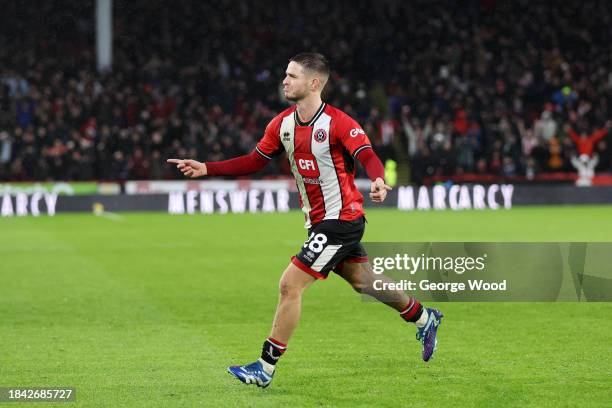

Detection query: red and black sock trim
xmin=261 ymin=337 xmax=287 ymax=366
xmin=399 ymin=298 xmax=424 ymax=323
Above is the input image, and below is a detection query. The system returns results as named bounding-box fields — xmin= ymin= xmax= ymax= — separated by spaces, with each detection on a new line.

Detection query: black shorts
xmin=291 ymin=216 xmax=368 ymax=280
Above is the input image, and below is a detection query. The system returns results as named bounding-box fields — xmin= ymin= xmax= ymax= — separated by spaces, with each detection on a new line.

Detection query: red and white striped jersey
xmin=256 ymin=103 xmax=372 ymax=227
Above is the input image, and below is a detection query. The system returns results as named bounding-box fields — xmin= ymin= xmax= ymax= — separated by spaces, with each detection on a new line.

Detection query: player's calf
xmin=337 ymin=261 xmax=410 ymax=310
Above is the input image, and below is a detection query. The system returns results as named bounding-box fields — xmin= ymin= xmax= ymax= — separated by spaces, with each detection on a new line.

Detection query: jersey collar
xmin=294 ymin=102 xmax=326 ymax=127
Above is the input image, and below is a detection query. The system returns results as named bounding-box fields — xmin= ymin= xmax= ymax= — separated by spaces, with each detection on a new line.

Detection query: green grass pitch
xmin=1 ymin=206 xmax=611 ymax=407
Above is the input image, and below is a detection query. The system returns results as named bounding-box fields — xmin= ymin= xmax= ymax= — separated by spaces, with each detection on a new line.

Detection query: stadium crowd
xmin=0 ymin=0 xmax=610 ymax=183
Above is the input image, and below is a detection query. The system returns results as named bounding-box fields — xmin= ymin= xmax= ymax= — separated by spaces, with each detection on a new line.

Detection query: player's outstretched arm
xmin=167 ymin=158 xmax=207 ymax=178
xmin=167 ymin=150 xmax=269 ymax=178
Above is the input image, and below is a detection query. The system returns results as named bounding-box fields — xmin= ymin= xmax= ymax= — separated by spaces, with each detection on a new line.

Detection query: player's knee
xmin=279 ymin=279 xmax=302 ymax=299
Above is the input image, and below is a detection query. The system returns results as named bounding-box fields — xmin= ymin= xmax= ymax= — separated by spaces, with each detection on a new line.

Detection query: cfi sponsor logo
xmin=313 ymin=128 xmax=327 ymax=143
xmin=349 ymin=128 xmax=365 ymax=137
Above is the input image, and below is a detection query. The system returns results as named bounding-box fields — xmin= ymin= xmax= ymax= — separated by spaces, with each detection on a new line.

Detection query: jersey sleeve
xmin=255 ymin=116 xmax=284 ymax=160
xmin=337 ymin=114 xmax=373 ymax=158
xmin=356 ymin=147 xmax=385 ymax=181
xmin=205 ymin=150 xmax=269 ymax=176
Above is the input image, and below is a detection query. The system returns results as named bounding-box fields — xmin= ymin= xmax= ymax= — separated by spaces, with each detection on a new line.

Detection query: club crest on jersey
xmin=313 ymin=129 xmax=327 ymax=143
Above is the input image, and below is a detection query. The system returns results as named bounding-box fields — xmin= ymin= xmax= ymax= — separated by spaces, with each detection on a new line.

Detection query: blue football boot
xmin=228 ymin=360 xmax=273 ymax=388
xmin=416 ymin=308 xmax=443 ymax=362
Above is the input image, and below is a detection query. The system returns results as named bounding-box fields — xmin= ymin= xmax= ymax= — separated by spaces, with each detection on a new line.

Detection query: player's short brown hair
xmin=290 ymin=52 xmax=330 ymax=84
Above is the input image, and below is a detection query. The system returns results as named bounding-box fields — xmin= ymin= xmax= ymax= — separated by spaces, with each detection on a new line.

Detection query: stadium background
xmin=1 ymin=1 xmax=611 ymax=407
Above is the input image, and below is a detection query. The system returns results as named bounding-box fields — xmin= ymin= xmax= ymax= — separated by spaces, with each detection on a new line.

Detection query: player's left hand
xmin=369 ymin=177 xmax=392 ymax=203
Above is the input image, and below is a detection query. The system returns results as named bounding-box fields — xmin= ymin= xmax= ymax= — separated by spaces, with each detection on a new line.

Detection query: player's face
xmin=283 ymin=61 xmax=310 ymax=101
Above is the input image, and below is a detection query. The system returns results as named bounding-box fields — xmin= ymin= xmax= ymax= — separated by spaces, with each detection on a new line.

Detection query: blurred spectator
xmin=535 ymin=111 xmax=558 ymax=142
xmin=568 ymin=122 xmax=610 ymax=185
xmin=568 ymin=124 xmax=609 ymax=158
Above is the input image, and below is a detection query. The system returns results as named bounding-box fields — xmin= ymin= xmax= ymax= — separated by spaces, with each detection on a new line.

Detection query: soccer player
xmin=168 ymin=53 xmax=443 ymax=388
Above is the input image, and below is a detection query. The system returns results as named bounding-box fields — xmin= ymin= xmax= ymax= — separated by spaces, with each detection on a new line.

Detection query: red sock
xmin=399 ymin=298 xmax=423 ymax=322
xmin=261 ymin=337 xmax=287 ymax=365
